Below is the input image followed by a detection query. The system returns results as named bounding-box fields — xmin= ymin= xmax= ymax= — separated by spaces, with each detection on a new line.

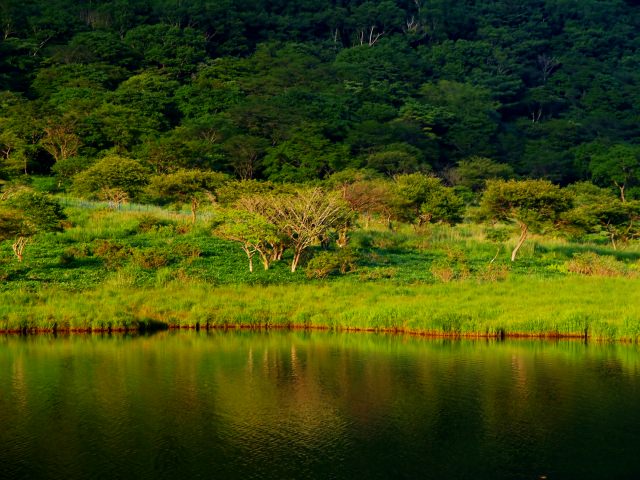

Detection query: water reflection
xmin=0 ymin=332 xmax=639 ymax=479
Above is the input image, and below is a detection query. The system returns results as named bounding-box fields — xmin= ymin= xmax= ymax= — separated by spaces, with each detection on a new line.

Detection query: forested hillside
xmin=2 ymin=0 xmax=640 ymax=190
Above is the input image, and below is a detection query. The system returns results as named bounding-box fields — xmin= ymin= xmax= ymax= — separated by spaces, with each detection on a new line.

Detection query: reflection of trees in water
xmin=1 ymin=333 xmax=640 ymax=478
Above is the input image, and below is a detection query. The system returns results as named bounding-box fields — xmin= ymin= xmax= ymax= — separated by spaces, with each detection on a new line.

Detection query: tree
xmin=213 ymin=209 xmax=278 ymax=272
xmin=72 ymin=154 xmax=149 ymax=200
xmin=392 ymin=173 xmax=464 ymax=227
xmin=365 ymin=143 xmax=425 ymax=175
xmin=222 ymin=135 xmax=269 ymax=180
xmin=419 ymin=186 xmax=465 ymax=226
xmin=589 ymin=144 xmax=640 ymax=202
xmin=447 ymin=156 xmax=514 ymax=193
xmin=479 ymin=179 xmax=571 ymax=261
xmin=40 ymin=123 xmax=82 ymax=163
xmin=267 ymin=189 xmax=352 ymax=273
xmin=326 ymin=169 xmax=394 ymax=227
xmin=564 ymin=182 xmax=640 ymax=249
xmin=418 ymin=80 xmax=500 ymax=161
xmin=146 ymin=169 xmax=228 ymax=223
xmin=0 ymin=188 xmax=66 ymax=261
xmin=262 ymin=125 xmax=350 ymax=182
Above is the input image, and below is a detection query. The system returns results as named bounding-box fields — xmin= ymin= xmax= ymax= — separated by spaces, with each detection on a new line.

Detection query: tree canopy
xmin=1 ymin=0 xmax=640 ymax=191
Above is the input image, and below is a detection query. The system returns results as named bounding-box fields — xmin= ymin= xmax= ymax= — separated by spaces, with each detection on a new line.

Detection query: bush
xmin=137 ymin=215 xmax=176 ymax=233
xmin=59 ymin=244 xmax=91 ymax=265
xmin=431 ymin=264 xmax=456 ymax=283
xmin=93 ymin=240 xmax=133 ymax=269
xmin=306 ymin=249 xmax=358 ymax=279
xmin=133 ymin=247 xmax=170 ymax=269
xmin=566 ymin=252 xmax=629 ymax=277
xmin=476 ymin=263 xmax=510 ymax=282
xmin=358 ymin=267 xmax=397 ymax=280
xmin=172 ymin=243 xmax=202 ymax=262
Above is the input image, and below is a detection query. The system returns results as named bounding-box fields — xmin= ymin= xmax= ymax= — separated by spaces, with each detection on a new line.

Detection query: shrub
xmin=93 ymin=240 xmax=133 ymax=269
xmin=477 ymin=263 xmax=510 ymax=282
xmin=133 ymin=247 xmax=171 ymax=269
xmin=358 ymin=267 xmax=397 ymax=280
xmin=306 ymin=249 xmax=358 ymax=279
xmin=59 ymin=244 xmax=91 ymax=265
xmin=172 ymin=243 xmax=202 ymax=262
xmin=431 ymin=264 xmax=456 ymax=283
xmin=566 ymin=252 xmax=629 ymax=277
xmin=137 ymin=215 xmax=175 ymax=233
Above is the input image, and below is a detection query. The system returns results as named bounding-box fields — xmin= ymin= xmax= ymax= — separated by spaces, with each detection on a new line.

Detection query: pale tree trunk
xmin=12 ymin=236 xmax=27 ymax=262
xmin=190 ymin=197 xmax=199 ymax=224
xmin=242 ymin=245 xmax=254 ymax=273
xmin=364 ymin=213 xmax=371 ymax=229
xmin=615 ymin=181 xmax=626 ymax=203
xmin=511 ymin=222 xmax=528 ymax=262
xmin=258 ymin=250 xmax=270 ymax=270
xmin=291 ymin=248 xmax=303 ymax=273
xmin=269 ymin=241 xmax=285 ymax=261
xmin=336 ymin=227 xmax=349 ymax=248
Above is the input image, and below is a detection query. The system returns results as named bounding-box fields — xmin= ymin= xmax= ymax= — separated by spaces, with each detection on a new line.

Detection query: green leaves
xmin=480 ymin=179 xmax=571 ymax=229
xmin=1 ymin=189 xmax=66 ymax=240
xmin=393 ymin=173 xmax=464 ymax=226
xmin=72 ymin=155 xmax=149 ymax=200
xmin=589 ymin=144 xmax=640 ymax=201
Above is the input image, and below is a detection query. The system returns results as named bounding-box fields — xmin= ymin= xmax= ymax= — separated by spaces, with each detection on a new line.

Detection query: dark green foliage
xmin=1 ymin=0 xmax=639 ymax=185
xmin=448 ymin=157 xmax=515 ymax=193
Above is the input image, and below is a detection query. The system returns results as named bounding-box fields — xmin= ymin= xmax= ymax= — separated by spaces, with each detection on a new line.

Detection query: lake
xmin=1 ymin=331 xmax=639 ymax=479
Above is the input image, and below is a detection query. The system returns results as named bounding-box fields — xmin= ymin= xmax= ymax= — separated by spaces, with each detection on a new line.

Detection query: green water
xmin=1 ymin=331 xmax=639 ymax=480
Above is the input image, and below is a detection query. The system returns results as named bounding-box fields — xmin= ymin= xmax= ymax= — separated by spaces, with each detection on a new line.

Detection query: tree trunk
xmin=510 ymin=222 xmax=528 ymax=262
xmin=12 ymin=236 xmax=27 ymax=262
xmin=615 ymin=181 xmax=626 ymax=203
xmin=291 ymin=249 xmax=303 ymax=273
xmin=490 ymin=246 xmax=501 ymax=264
xmin=190 ymin=198 xmax=198 ymax=224
xmin=336 ymin=227 xmax=349 ymax=248
xmin=258 ymin=251 xmax=270 ymax=270
xmin=242 ymin=246 xmax=254 ymax=273
xmin=269 ymin=242 xmax=284 ymax=261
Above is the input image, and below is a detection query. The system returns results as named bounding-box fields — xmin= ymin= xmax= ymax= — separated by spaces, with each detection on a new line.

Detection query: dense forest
xmin=1 ymin=0 xmax=640 ymax=189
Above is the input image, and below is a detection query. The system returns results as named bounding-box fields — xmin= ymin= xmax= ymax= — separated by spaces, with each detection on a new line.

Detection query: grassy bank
xmin=2 ymin=276 xmax=640 ymax=341
xmin=2 ymin=198 xmax=640 ymax=340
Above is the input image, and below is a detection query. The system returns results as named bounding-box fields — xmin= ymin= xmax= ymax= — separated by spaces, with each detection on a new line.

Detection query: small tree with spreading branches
xmin=479 ymin=179 xmax=571 ymax=261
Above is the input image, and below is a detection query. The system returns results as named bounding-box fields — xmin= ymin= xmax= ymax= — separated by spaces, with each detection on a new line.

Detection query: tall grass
xmin=3 ymin=199 xmax=640 ymax=339
xmin=2 ymin=277 xmax=639 ymax=341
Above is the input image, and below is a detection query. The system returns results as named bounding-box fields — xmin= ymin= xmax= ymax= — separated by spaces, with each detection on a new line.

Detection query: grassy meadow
xmin=2 ymin=196 xmax=640 ymax=340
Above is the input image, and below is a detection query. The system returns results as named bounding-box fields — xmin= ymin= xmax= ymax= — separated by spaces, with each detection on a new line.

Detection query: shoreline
xmin=0 ymin=323 xmax=598 ymax=341
xmin=2 ymin=276 xmax=639 ymax=342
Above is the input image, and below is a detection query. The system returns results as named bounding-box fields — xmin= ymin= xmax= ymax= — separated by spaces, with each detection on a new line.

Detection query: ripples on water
xmin=0 ymin=332 xmax=639 ymax=480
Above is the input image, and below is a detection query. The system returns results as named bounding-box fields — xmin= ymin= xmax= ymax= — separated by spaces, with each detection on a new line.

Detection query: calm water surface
xmin=1 ymin=331 xmax=640 ymax=480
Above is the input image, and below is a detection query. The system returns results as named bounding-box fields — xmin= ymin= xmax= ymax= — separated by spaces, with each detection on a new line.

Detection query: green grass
xmin=2 ymin=198 xmax=640 ymax=339
xmin=1 ymin=277 xmax=639 ymax=340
